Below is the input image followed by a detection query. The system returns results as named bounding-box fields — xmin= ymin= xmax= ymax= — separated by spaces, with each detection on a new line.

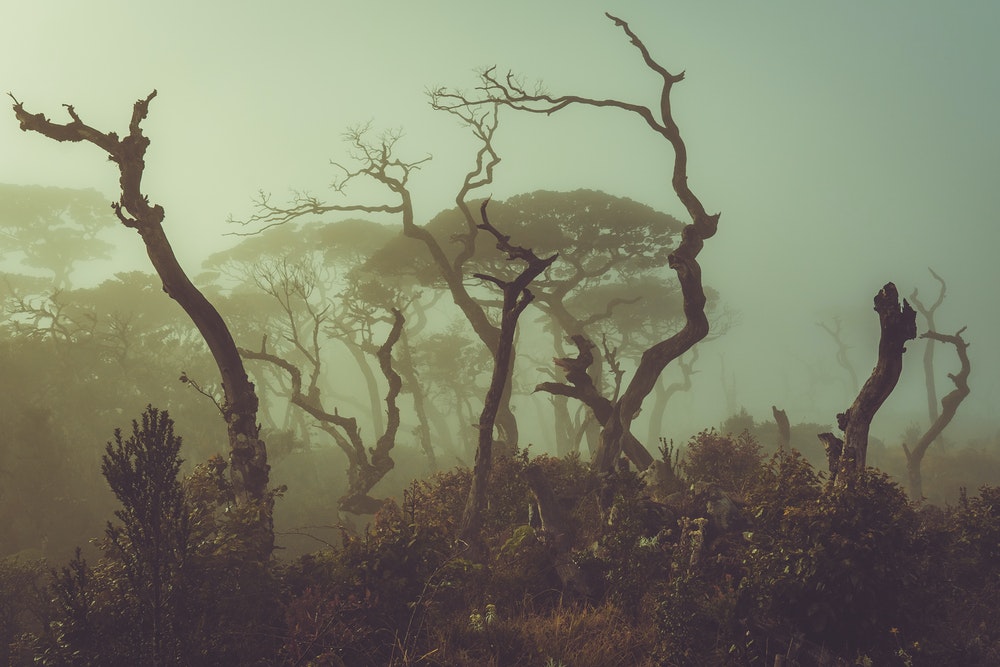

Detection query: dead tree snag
xmin=10 ymin=91 xmax=274 ymax=556
xmin=910 ymin=268 xmax=947 ymax=424
xmin=819 ymin=283 xmax=917 ymax=474
xmin=902 ymin=328 xmax=970 ymax=499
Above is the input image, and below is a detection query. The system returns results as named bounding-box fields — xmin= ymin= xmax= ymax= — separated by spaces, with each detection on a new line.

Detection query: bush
xmin=681 ymin=429 xmax=764 ymax=496
xmin=30 ymin=407 xmax=282 ymax=666
xmin=743 ymin=459 xmax=921 ymax=660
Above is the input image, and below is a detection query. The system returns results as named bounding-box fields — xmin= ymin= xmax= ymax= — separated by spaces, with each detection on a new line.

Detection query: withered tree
xmin=234 ymin=257 xmax=407 ymax=515
xmin=910 ymin=268 xmax=947 ymax=424
xmin=818 ymin=283 xmax=917 ymax=476
xmin=902 ymin=328 xmax=970 ymax=499
xmin=10 ymin=92 xmax=274 ymax=555
xmin=458 ymin=200 xmax=556 ymax=553
xmin=436 ymin=14 xmax=719 ymax=473
xmin=236 ymin=110 xmax=528 ymax=446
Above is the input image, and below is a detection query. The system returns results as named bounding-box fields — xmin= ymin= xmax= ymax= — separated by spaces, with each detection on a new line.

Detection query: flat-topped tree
xmin=433 ymin=14 xmax=719 ymax=473
xmin=0 ymin=184 xmax=117 ymax=290
xmin=9 ymin=91 xmax=273 ymax=557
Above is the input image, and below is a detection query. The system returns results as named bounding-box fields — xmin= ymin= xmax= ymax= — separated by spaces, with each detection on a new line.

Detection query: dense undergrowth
xmin=2 ymin=409 xmax=999 ymax=666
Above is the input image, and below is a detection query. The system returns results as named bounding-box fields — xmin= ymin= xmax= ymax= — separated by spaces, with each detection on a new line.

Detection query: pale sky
xmin=2 ymin=1 xmax=998 ymax=442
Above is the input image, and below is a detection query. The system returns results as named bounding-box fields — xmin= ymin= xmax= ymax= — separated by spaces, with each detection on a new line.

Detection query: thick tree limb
xmin=837 ymin=283 xmax=917 ymax=470
xmin=536 ymin=334 xmax=613 ymax=423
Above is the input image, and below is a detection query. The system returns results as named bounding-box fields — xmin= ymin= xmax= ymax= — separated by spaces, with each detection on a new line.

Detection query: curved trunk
xmin=12 ymin=92 xmax=273 ymax=556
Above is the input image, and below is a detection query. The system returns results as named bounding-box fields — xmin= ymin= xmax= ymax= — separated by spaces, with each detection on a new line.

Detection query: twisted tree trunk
xmin=818 ymin=283 xmax=917 ymax=476
xmin=458 ymin=201 xmax=556 ymax=556
xmin=11 ymin=91 xmax=273 ymax=557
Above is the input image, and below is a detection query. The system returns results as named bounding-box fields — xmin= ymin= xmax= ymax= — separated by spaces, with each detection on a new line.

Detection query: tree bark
xmin=902 ymin=328 xmax=970 ymax=499
xmin=10 ymin=92 xmax=273 ymax=556
xmin=832 ymin=283 xmax=917 ymax=472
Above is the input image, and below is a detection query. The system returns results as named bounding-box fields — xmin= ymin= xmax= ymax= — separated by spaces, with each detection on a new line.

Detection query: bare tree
xmin=910 ymin=268 xmax=947 ymax=424
xmin=10 ymin=91 xmax=273 ymax=556
xmin=902 ymin=328 xmax=970 ymax=499
xmin=818 ymin=283 xmax=917 ymax=476
xmin=235 ymin=258 xmax=407 ymax=515
xmin=646 ymin=348 xmax=698 ymax=447
xmin=435 ymin=14 xmax=720 ymax=473
xmin=235 ymin=112 xmax=529 ymax=447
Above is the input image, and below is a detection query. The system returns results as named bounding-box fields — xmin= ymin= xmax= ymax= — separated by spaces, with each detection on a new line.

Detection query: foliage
xmin=742 ymin=455 xmax=920 ymax=660
xmin=26 ymin=408 xmax=281 ymax=666
xmin=680 ymin=429 xmax=764 ymax=496
xmin=0 ymin=184 xmax=117 ymax=289
xmin=0 ymin=555 xmax=49 ymax=666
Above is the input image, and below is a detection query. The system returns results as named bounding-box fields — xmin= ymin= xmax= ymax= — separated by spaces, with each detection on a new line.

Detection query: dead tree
xmin=772 ymin=405 xmax=791 ymax=451
xmin=902 ymin=328 xmax=970 ymax=499
xmin=910 ymin=268 xmax=947 ymax=424
xmin=436 ymin=14 xmax=719 ymax=473
xmin=818 ymin=283 xmax=917 ymax=475
xmin=458 ymin=200 xmax=556 ymax=555
xmin=240 ymin=309 xmax=405 ymax=515
xmin=236 ymin=112 xmax=526 ymax=447
xmin=10 ymin=91 xmax=274 ymax=556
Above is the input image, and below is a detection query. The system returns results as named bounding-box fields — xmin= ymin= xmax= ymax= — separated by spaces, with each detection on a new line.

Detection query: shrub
xmin=743 ymin=461 xmax=921 ymax=659
xmin=31 ymin=407 xmax=282 ymax=666
xmin=680 ymin=429 xmax=764 ymax=495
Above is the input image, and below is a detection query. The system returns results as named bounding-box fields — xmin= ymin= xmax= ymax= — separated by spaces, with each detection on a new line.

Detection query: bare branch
xmin=902 ymin=326 xmax=970 ymax=498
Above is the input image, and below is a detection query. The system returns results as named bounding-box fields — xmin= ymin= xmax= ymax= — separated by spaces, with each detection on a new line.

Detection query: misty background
xmin=2 ymin=2 xmax=998 ymax=474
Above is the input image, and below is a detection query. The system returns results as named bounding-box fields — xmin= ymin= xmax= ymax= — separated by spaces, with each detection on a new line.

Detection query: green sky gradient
xmin=2 ymin=1 xmax=997 ymax=438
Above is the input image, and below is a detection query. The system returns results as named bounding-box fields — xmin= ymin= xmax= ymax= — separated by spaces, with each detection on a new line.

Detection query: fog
xmin=2 ymin=2 xmax=999 ymax=533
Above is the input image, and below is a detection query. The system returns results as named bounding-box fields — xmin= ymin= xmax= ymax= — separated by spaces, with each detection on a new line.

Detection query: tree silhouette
xmin=10 ymin=91 xmax=273 ymax=557
xmin=435 ymin=14 xmax=720 ymax=473
xmin=0 ymin=184 xmax=116 ymax=289
xmin=902 ymin=328 xmax=971 ymax=499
